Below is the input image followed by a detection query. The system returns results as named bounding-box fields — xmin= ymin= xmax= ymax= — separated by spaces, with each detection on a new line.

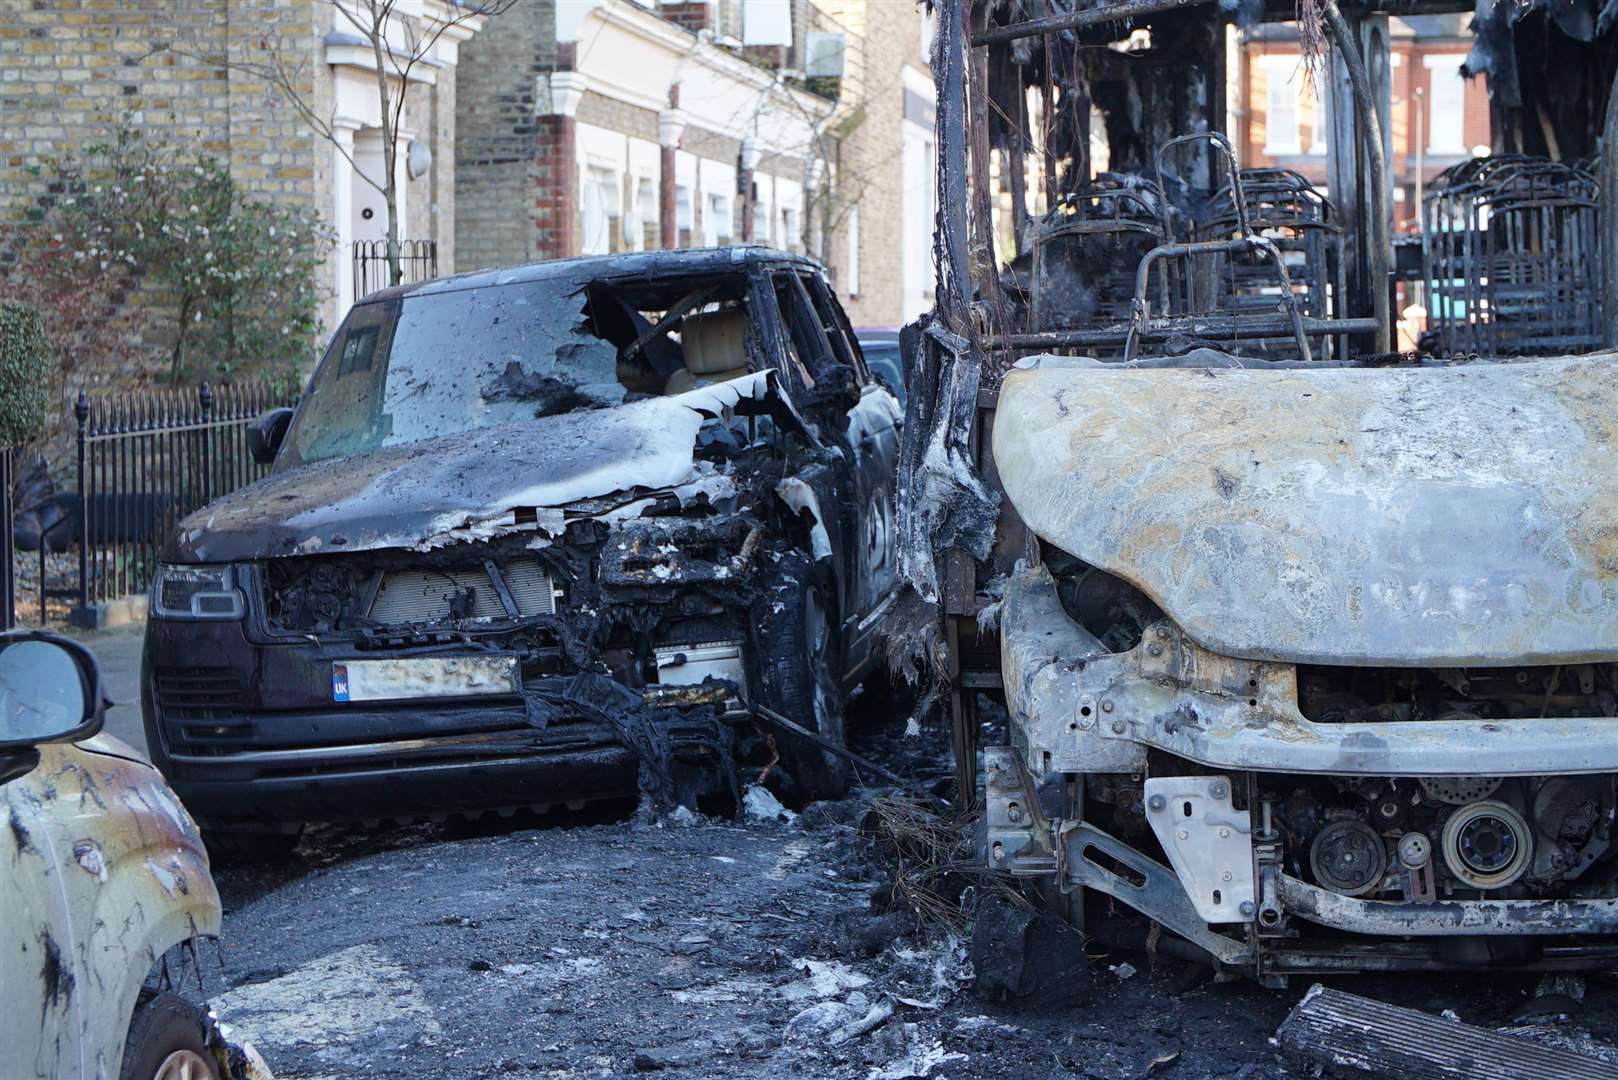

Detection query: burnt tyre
xmin=120 ymin=992 xmax=221 ymax=1080
xmin=757 ymin=554 xmax=850 ymax=799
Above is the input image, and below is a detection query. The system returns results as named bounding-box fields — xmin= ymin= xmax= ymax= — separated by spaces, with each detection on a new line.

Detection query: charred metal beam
xmin=985 ymin=316 xmax=1380 ymax=350
xmin=751 ymin=703 xmax=930 ymax=795
xmin=970 ymin=0 xmax=1213 ymax=47
xmin=1324 ymin=0 xmax=1392 ymax=354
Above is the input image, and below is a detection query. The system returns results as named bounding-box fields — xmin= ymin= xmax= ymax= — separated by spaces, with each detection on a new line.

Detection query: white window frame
xmin=624 ymin=137 xmax=660 ymax=252
xmin=1261 ymin=55 xmax=1302 ymax=156
xmin=753 ymin=173 xmax=773 ymax=246
xmin=845 ymin=205 xmax=860 ymax=298
xmin=577 ymin=122 xmax=627 ymax=256
xmin=581 ymin=165 xmax=622 ymax=256
xmin=675 ymin=150 xmax=697 ymax=248
xmin=699 ymin=157 xmax=736 ymax=248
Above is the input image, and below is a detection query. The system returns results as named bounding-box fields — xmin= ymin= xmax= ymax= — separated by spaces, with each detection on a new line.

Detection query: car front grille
xmin=154 ymin=666 xmax=252 ymax=754
xmin=367 ymin=560 xmax=557 ymax=626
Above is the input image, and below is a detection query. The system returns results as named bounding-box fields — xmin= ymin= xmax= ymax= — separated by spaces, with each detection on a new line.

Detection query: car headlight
xmin=152 ymin=564 xmax=245 ymax=620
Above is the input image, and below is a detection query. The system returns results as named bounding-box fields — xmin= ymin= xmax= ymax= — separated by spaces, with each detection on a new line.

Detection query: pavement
xmin=199 ymin=803 xmax=1308 ymax=1080
xmin=73 ymin=623 xmax=147 ymax=754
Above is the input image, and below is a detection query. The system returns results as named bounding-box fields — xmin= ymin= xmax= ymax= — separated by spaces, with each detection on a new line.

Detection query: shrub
xmin=9 ymin=123 xmax=332 ymax=386
xmin=0 ymin=301 xmax=52 ymax=449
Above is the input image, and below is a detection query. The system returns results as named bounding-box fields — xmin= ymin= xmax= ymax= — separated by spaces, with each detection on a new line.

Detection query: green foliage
xmin=0 ymin=301 xmax=51 ymax=448
xmin=44 ymin=124 xmax=332 ymax=384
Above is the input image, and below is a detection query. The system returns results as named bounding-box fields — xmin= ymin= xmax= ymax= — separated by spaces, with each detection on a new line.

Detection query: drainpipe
xmin=739 ymin=134 xmax=759 ymax=243
xmin=1323 ymin=1 xmax=1392 ymax=354
xmin=659 ymin=85 xmax=687 ymax=249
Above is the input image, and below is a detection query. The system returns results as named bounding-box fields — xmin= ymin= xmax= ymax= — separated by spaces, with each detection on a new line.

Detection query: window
xmin=1262 ymin=57 xmax=1301 ymax=155
xmin=802 ymin=271 xmax=865 ymax=380
xmin=676 ymin=185 xmax=693 ymax=248
xmin=780 ymin=206 xmax=800 ymax=254
xmin=1309 ymin=78 xmax=1329 ymax=155
xmin=753 ymin=196 xmax=771 ymax=245
xmin=771 ymin=272 xmax=837 ymax=389
xmin=1425 ymin=55 xmax=1467 ymax=155
xmin=704 ymin=192 xmax=733 ymax=247
xmin=581 ymin=166 xmax=622 ymax=255
xmin=845 ymin=206 xmax=860 ymax=298
xmin=629 ymin=176 xmax=658 ymax=251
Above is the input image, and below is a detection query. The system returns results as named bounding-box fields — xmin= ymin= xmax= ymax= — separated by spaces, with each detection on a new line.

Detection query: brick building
xmin=454 ymin=0 xmax=936 ymax=327
xmin=0 ymin=0 xmax=485 ymax=328
xmin=1234 ymin=15 xmax=1488 ymax=227
xmin=819 ymin=0 xmax=936 ymax=325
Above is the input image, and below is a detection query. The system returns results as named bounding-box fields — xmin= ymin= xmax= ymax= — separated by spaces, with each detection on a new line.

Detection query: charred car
xmin=899 ymin=0 xmax=1618 ymax=980
xmin=141 ymin=248 xmax=900 ymax=855
xmin=985 ymin=351 xmax=1618 ymax=980
xmin=2 ymin=630 xmax=269 ymax=1080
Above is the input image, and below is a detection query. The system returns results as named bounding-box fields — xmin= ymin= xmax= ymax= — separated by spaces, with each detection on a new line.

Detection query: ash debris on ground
xmin=199 ymin=702 xmax=1618 ymax=1080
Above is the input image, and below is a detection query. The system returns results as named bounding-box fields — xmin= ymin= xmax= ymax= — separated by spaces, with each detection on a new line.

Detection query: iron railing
xmin=71 ymin=380 xmax=296 ymax=624
xmin=352 ymin=238 xmax=439 ymax=300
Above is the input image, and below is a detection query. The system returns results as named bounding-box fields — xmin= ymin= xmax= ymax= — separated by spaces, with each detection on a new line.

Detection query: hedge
xmin=0 ymin=300 xmax=51 ymax=449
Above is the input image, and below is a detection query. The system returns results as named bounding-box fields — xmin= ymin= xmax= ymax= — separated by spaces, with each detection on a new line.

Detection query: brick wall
xmin=659 ymin=2 xmax=711 ymax=34
xmin=534 ymin=115 xmax=574 ymax=260
xmin=0 ymin=0 xmax=346 ymax=330
xmin=0 ymin=0 xmax=326 ymax=225
xmin=577 ymin=92 xmax=660 ymax=143
xmin=1240 ymin=37 xmax=1483 ymax=202
xmin=454 ymin=0 xmax=557 ymax=272
xmin=831 ymin=0 xmax=929 ymax=326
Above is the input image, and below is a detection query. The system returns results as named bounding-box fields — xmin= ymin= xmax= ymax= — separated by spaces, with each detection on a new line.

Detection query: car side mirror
xmin=0 ymin=632 xmax=103 ymax=751
xmin=248 ymin=406 xmax=295 ymax=465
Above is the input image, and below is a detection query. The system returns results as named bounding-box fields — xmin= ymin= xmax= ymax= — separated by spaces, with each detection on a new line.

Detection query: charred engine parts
xmin=1441 ymin=800 xmax=1533 ymax=889
xmin=1422 ymin=155 xmax=1601 ymax=357
xmin=1309 ymin=819 xmax=1386 ymax=897
xmin=1279 ymin=776 xmax=1614 ymax=900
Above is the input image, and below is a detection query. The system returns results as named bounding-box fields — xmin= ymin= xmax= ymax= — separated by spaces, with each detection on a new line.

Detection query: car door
xmin=801 ymin=273 xmax=901 ymax=676
xmin=763 ymin=268 xmax=898 ymax=680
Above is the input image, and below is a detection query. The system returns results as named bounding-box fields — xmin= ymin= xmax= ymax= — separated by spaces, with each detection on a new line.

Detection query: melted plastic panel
xmin=994 ymin=353 xmax=1618 ymax=666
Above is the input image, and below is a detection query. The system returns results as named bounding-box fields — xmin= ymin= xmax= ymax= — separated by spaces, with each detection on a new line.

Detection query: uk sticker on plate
xmin=331 ymin=657 xmax=519 ymax=703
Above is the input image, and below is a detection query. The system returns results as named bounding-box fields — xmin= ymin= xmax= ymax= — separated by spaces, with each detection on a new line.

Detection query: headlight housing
xmin=152 ymin=564 xmax=245 ymax=620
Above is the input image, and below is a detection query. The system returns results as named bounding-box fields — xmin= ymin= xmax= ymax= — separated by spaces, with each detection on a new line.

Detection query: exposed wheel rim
xmin=153 ymin=1048 xmax=215 ymax=1080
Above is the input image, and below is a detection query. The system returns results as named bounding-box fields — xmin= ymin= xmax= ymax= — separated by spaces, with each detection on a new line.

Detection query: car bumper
xmin=999 ymin=564 xmax=1618 ymax=778
xmin=991 ymin=566 xmax=1618 ymax=971
xmin=142 ymin=619 xmax=734 ymax=825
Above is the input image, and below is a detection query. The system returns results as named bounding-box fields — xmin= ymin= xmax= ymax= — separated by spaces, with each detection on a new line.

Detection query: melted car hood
xmin=169 ymin=371 xmax=796 ymax=562
xmin=994 ymin=353 xmax=1618 ymax=667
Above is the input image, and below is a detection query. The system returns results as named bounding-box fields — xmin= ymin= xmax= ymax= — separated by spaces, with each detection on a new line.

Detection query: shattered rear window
xmin=282 ymin=281 xmax=634 ymax=468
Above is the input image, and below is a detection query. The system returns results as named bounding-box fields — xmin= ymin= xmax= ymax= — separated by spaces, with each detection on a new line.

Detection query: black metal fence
xmin=70 ymin=380 xmax=295 ymax=623
xmin=352 ymin=238 xmax=438 ymax=300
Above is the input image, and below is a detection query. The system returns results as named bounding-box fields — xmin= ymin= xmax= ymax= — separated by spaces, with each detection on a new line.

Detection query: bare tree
xmin=169 ymin=0 xmax=515 ymax=287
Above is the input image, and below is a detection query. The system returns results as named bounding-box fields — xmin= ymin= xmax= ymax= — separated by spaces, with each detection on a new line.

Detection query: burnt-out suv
xmin=141 ymin=248 xmax=900 ymax=854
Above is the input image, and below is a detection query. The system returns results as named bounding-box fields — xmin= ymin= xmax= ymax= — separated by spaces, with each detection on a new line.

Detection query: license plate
xmin=332 ymin=657 xmax=518 ymax=703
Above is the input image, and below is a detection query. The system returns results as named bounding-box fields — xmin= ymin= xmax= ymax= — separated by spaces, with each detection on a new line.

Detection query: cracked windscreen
xmin=282 ymin=280 xmax=631 ymax=469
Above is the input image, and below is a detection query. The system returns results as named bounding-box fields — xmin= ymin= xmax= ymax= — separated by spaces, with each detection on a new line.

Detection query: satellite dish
xmin=407 ymin=138 xmax=432 ymax=180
